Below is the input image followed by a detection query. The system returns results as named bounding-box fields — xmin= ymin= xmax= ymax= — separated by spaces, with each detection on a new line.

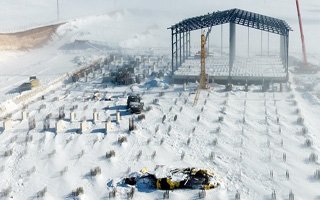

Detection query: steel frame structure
xmin=169 ymin=8 xmax=292 ymax=82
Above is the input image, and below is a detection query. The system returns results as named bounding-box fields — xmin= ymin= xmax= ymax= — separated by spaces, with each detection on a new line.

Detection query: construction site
xmin=0 ymin=0 xmax=320 ymax=199
xmin=170 ymin=9 xmax=290 ymax=88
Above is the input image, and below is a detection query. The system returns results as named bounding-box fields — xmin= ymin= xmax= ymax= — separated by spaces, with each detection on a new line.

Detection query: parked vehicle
xmin=127 ymin=94 xmax=144 ymax=114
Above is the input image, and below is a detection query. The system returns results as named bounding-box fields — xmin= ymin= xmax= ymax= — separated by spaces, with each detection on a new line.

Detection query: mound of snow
xmin=60 ymin=40 xmax=112 ymax=51
xmin=144 ymin=79 xmax=169 ymax=89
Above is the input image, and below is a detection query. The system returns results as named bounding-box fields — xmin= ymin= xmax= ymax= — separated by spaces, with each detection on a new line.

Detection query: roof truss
xmin=169 ymin=9 xmax=292 ymax=36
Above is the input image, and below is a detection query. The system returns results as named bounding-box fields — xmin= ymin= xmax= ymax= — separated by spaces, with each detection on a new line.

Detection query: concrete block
xmin=93 ymin=112 xmax=99 ymax=124
xmin=3 ymin=119 xmax=12 ymax=130
xmin=116 ymin=112 xmax=121 ymax=124
xmin=80 ymin=121 xmax=88 ymax=133
xmin=56 ymin=120 xmax=66 ymax=134
xmin=183 ymin=83 xmax=187 ymax=91
xmin=105 ymin=121 xmax=112 ymax=134
xmin=70 ymin=112 xmax=77 ymax=122
xmin=22 ymin=111 xmax=29 ymax=121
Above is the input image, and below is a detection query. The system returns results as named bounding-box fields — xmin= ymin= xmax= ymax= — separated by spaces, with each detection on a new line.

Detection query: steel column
xmin=268 ymin=32 xmax=270 ymax=56
xmin=280 ymin=35 xmax=285 ymax=64
xmin=229 ymin=23 xmax=236 ymax=80
xmin=185 ymin=32 xmax=188 ymax=59
xmin=175 ymin=30 xmax=178 ymax=70
xmin=247 ymin=27 xmax=250 ymax=57
xmin=179 ymin=32 xmax=182 ymax=67
xmin=171 ymin=28 xmax=174 ymax=74
xmin=221 ymin=25 xmax=223 ymax=57
xmin=188 ymin=31 xmax=191 ymax=57
xmin=183 ymin=32 xmax=186 ymax=62
xmin=207 ymin=30 xmax=210 ymax=57
xmin=285 ymin=33 xmax=289 ymax=81
xmin=261 ymin=30 xmax=263 ymax=56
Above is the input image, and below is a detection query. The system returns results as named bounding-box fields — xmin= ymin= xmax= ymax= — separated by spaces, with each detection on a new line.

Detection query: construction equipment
xmin=111 ymin=67 xmax=136 ymax=85
xmin=29 ymin=76 xmax=40 ymax=88
xmin=127 ymin=94 xmax=144 ymax=114
xmin=193 ymin=28 xmax=212 ymax=106
xmin=128 ymin=102 xmax=144 ymax=114
xmin=121 ymin=167 xmax=220 ymax=190
xmin=18 ymin=76 xmax=40 ymax=92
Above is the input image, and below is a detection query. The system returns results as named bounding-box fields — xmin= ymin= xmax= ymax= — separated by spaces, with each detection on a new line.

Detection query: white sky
xmin=0 ymin=0 xmax=319 ymax=56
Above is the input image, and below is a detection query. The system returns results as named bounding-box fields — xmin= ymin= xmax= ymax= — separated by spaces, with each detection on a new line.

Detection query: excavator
xmin=193 ymin=27 xmax=213 ymax=106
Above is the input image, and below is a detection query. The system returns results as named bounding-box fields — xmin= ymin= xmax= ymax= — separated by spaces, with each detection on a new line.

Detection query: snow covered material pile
xmin=118 ymin=167 xmax=221 ymax=191
xmin=0 ymin=23 xmax=63 ymax=50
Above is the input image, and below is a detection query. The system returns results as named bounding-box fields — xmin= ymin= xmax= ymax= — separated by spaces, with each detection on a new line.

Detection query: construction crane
xmin=193 ymin=27 xmax=213 ymax=106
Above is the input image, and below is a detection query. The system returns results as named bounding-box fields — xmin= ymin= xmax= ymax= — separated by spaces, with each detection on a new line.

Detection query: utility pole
xmin=295 ymin=0 xmax=308 ymax=67
xmin=57 ymin=0 xmax=60 ymax=21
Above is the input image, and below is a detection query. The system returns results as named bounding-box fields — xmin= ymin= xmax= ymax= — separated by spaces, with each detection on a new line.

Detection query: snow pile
xmin=144 ymin=79 xmax=169 ymax=89
xmin=60 ymin=40 xmax=112 ymax=51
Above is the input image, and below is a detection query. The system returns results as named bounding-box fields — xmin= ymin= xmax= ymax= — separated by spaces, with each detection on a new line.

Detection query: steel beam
xmin=169 ymin=8 xmax=291 ymax=37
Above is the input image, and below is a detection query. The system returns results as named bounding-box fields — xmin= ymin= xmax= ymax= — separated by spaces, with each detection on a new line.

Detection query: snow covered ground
xmin=0 ymin=0 xmax=319 ymax=102
xmin=1 ymin=68 xmax=320 ymax=199
xmin=0 ymin=0 xmax=320 ymax=199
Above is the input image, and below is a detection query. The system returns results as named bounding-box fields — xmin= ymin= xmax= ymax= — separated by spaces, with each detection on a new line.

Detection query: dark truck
xmin=127 ymin=94 xmax=144 ymax=114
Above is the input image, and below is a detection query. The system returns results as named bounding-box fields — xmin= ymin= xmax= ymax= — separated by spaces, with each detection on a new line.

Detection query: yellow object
xmin=168 ymin=179 xmax=180 ymax=189
xmin=156 ymin=179 xmax=161 ymax=189
xmin=199 ymin=32 xmax=207 ymax=90
xmin=30 ymin=79 xmax=40 ymax=88
xmin=140 ymin=167 xmax=148 ymax=174
xmin=203 ymin=183 xmax=217 ymax=190
xmin=156 ymin=178 xmax=180 ymax=190
xmin=194 ymin=31 xmax=209 ymax=106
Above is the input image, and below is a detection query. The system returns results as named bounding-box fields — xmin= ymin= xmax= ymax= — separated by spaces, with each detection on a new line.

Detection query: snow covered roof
xmin=169 ymin=8 xmax=292 ymax=36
